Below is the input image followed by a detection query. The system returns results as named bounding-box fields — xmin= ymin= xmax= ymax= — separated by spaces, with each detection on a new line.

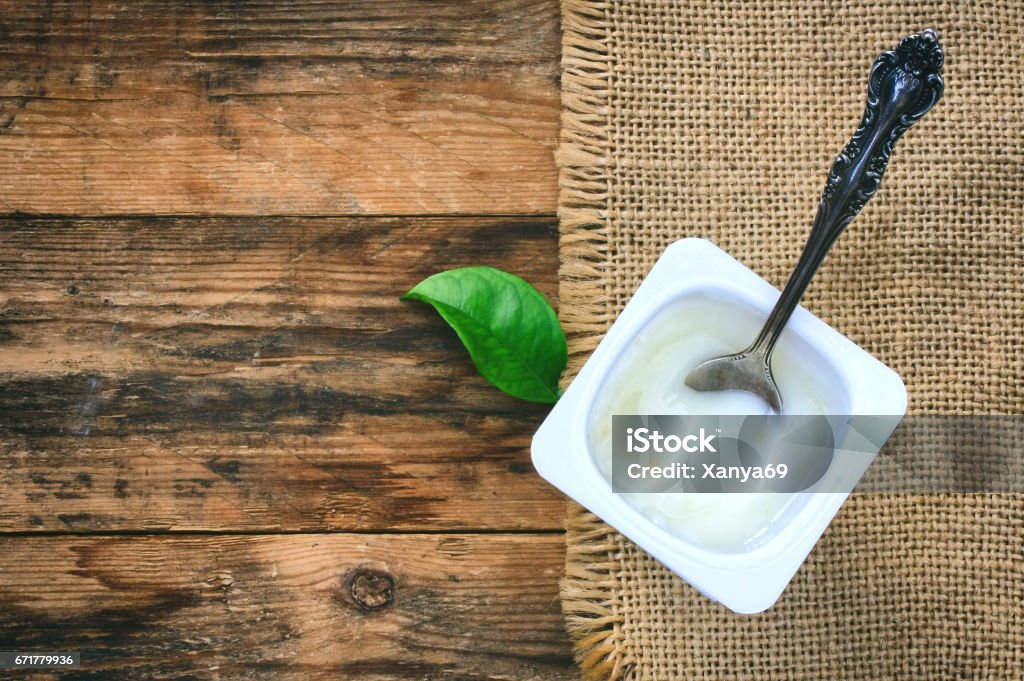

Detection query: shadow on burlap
xmin=558 ymin=2 xmax=1023 ymax=679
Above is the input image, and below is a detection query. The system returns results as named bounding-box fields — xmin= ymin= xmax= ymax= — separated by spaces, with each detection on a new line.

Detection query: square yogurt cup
xmin=531 ymin=238 xmax=907 ymax=613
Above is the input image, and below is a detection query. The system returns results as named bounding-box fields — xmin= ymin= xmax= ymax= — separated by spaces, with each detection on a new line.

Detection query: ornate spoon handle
xmin=749 ymin=29 xmax=945 ymax=356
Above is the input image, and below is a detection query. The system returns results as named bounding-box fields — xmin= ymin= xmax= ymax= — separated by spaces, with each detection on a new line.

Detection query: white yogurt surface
xmin=588 ymin=292 xmax=835 ymax=552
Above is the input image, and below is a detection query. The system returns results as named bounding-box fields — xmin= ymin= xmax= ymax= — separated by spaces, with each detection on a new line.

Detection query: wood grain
xmin=0 ymin=215 xmax=566 ymax=532
xmin=0 ymin=0 xmax=559 ymax=215
xmin=0 ymin=533 xmax=575 ymax=680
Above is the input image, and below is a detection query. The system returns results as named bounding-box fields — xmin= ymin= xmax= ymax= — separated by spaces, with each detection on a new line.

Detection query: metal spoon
xmin=685 ymin=29 xmax=945 ymax=412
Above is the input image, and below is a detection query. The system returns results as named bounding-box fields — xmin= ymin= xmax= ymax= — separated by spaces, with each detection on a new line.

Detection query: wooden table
xmin=0 ymin=2 xmax=574 ymax=678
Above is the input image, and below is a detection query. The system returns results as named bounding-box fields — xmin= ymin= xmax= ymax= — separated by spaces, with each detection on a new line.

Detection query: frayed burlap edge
xmin=557 ymin=1 xmax=630 ymax=679
xmin=562 ymin=503 xmax=634 ymax=681
xmin=557 ymin=0 xmax=610 ymax=367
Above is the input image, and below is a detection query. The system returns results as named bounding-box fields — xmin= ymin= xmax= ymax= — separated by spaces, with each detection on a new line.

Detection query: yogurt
xmin=587 ymin=291 xmax=833 ymax=552
xmin=533 ymin=238 xmax=906 ymax=612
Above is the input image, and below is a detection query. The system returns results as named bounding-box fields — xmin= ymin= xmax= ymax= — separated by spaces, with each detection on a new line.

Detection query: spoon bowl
xmin=685 ymin=349 xmax=781 ymax=412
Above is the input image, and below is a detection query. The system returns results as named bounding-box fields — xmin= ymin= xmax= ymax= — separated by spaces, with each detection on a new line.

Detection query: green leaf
xmin=402 ymin=266 xmax=567 ymax=404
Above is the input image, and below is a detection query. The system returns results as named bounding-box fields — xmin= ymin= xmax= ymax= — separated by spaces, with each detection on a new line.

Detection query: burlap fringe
xmin=557 ymin=2 xmax=628 ymax=678
xmin=562 ymin=503 xmax=634 ymax=681
xmin=558 ymin=0 xmax=612 ymax=371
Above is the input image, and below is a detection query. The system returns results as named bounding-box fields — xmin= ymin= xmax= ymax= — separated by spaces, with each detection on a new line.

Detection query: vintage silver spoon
xmin=685 ymin=29 xmax=944 ymax=412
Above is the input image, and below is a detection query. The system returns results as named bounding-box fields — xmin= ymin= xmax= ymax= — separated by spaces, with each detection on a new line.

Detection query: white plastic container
xmin=531 ymin=238 xmax=907 ymax=613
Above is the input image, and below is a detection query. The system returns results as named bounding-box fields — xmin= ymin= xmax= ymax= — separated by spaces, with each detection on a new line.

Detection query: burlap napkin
xmin=557 ymin=1 xmax=1023 ymax=678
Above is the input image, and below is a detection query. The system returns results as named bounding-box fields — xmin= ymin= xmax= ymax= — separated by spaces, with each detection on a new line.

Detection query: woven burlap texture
xmin=558 ymin=2 xmax=1023 ymax=679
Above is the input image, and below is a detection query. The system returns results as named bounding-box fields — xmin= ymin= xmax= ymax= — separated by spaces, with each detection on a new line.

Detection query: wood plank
xmin=0 ymin=0 xmax=559 ymax=215
xmin=0 ymin=216 xmax=566 ymax=532
xmin=0 ymin=533 xmax=575 ymax=680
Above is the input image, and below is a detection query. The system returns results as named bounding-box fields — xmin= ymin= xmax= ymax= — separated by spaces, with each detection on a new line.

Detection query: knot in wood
xmin=349 ymin=569 xmax=395 ymax=611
